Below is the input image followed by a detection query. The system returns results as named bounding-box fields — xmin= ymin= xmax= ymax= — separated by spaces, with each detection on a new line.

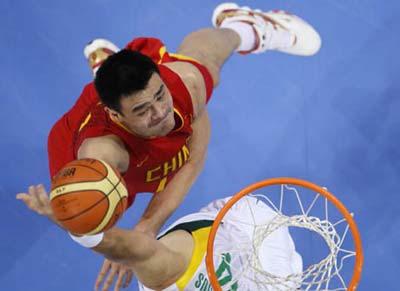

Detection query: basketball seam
xmin=97 ymin=177 xmax=123 ymax=228
xmin=102 ymin=174 xmax=126 ymax=231
xmin=101 ymin=160 xmax=126 ymax=204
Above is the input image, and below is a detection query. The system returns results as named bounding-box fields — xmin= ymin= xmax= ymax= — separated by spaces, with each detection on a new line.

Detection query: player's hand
xmin=16 ymin=184 xmax=53 ymax=217
xmin=95 ymin=259 xmax=134 ymax=291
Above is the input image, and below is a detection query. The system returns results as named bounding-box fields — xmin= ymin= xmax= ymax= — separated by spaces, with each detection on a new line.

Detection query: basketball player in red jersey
xmin=17 ymin=3 xmax=321 ymax=291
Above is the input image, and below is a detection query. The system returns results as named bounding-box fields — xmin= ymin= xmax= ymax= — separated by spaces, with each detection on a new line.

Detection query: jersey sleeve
xmin=47 ymin=83 xmax=99 ymax=178
xmin=72 ymin=108 xmax=114 ymax=158
xmin=48 ymin=116 xmax=75 ymax=178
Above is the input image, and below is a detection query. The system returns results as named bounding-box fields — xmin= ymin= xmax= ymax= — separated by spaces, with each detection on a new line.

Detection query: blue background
xmin=1 ymin=0 xmax=399 ymax=290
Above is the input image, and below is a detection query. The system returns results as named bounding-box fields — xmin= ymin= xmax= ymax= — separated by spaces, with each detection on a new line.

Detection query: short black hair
xmin=94 ymin=49 xmax=160 ymax=113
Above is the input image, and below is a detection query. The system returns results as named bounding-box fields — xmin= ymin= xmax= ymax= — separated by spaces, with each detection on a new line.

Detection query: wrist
xmin=69 ymin=232 xmax=104 ymax=248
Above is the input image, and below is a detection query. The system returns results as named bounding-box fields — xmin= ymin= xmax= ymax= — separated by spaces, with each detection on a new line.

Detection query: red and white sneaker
xmin=212 ymin=2 xmax=321 ymax=56
xmin=83 ymin=39 xmax=120 ymax=75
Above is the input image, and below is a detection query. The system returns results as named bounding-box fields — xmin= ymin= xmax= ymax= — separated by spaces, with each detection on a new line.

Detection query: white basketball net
xmin=214 ymin=184 xmax=357 ymax=291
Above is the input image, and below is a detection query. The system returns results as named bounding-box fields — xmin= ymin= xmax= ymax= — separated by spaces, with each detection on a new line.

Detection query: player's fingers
xmin=123 ymin=270 xmax=133 ymax=288
xmin=95 ymin=260 xmax=112 ymax=291
xmin=28 ymin=185 xmax=36 ymax=197
xmin=16 ymin=193 xmax=29 ymax=201
xmin=36 ymin=184 xmax=50 ymax=205
xmin=33 ymin=185 xmax=47 ymax=206
xmin=16 ymin=193 xmax=35 ymax=208
xmin=102 ymin=263 xmax=119 ymax=291
xmin=114 ymin=269 xmax=125 ymax=291
xmin=28 ymin=185 xmax=43 ymax=206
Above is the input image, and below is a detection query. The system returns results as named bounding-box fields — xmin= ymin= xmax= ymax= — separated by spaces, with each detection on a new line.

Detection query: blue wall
xmin=1 ymin=1 xmax=399 ymax=290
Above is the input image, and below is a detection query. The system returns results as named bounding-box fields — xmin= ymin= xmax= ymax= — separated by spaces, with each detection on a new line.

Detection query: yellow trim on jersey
xmin=175 ymin=226 xmax=211 ymax=290
xmin=78 ymin=113 xmax=92 ymax=132
xmin=78 ymin=102 xmax=102 ymax=132
xmin=158 ymin=46 xmax=167 ymax=64
xmin=172 ymin=108 xmax=185 ymax=132
xmin=169 ymin=53 xmax=199 ymax=63
xmin=110 ymin=115 xmax=135 ymax=134
xmin=157 ymin=45 xmax=199 ymax=64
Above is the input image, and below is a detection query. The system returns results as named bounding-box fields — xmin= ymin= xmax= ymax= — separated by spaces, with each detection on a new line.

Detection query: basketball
xmin=49 ymin=159 xmax=128 ymax=235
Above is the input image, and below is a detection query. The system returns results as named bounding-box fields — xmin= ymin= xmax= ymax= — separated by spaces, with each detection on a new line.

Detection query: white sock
xmin=220 ymin=21 xmax=256 ymax=52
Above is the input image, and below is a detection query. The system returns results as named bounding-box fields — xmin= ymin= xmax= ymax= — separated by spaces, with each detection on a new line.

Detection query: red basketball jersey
xmin=48 ymin=38 xmax=213 ymax=206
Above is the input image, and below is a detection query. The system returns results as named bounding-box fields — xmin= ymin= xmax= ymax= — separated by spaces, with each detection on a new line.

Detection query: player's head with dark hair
xmin=95 ymin=49 xmax=160 ymax=113
xmin=94 ymin=49 xmax=175 ymax=138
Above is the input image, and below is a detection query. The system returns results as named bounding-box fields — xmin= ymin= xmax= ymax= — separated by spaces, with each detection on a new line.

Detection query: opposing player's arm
xmin=136 ymin=109 xmax=211 ymax=236
xmin=77 ymin=135 xmax=130 ymax=173
xmin=92 ymin=228 xmax=189 ymax=290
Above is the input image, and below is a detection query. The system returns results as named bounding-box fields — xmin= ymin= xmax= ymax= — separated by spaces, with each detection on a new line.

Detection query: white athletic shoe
xmin=212 ymin=2 xmax=321 ymax=56
xmin=83 ymin=39 xmax=120 ymax=75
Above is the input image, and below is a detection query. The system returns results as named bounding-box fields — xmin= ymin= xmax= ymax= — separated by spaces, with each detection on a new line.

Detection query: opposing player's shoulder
xmin=163 ymin=61 xmax=207 ymax=118
xmin=77 ymin=135 xmax=129 ymax=173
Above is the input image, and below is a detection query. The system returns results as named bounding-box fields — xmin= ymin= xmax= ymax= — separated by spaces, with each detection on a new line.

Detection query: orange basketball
xmin=49 ymin=159 xmax=128 ymax=235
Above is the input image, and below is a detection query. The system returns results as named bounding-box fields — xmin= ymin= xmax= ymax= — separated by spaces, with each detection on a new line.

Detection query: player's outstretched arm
xmin=91 ymin=228 xmax=189 ymax=290
xmin=16 ymin=184 xmax=134 ymax=291
xmin=135 ymin=109 xmax=210 ymax=236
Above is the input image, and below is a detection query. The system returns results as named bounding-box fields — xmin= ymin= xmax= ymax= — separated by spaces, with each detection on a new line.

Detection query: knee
xmin=178 ymin=29 xmax=222 ymax=86
xmin=205 ymin=61 xmax=220 ymax=87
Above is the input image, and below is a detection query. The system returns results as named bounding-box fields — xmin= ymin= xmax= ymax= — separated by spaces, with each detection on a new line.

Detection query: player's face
xmin=116 ymin=73 xmax=175 ymax=138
